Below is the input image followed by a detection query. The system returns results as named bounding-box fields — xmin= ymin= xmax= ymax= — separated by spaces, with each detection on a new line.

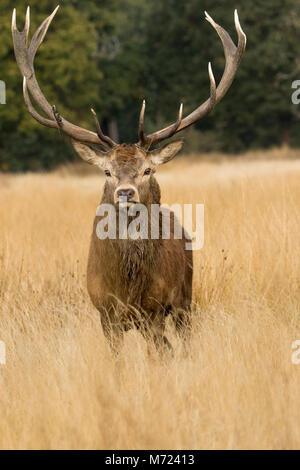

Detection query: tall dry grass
xmin=0 ymin=154 xmax=300 ymax=449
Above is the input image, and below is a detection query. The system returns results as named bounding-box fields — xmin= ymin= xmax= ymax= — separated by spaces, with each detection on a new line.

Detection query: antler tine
xmin=28 ymin=5 xmax=60 ymax=65
xmin=138 ymin=101 xmax=184 ymax=148
xmin=12 ymin=6 xmax=116 ymax=147
xmin=150 ymin=102 xmax=184 ymax=146
xmin=234 ymin=9 xmax=247 ymax=58
xmin=204 ymin=10 xmax=246 ymax=102
xmin=142 ymin=10 xmax=246 ymax=148
xmin=138 ymin=100 xmax=147 ymax=146
xmin=12 ymin=6 xmax=60 ymax=119
xmin=208 ymin=62 xmax=217 ymax=106
xmin=183 ymin=61 xmax=216 ymax=124
xmin=24 ymin=6 xmax=30 ymax=43
xmin=91 ymin=109 xmax=116 ymax=150
xmin=23 ymin=77 xmax=58 ymax=128
xmin=169 ymin=102 xmax=184 ymax=136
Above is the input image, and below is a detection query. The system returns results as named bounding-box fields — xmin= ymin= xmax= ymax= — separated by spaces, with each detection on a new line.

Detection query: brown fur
xmin=74 ymin=141 xmax=193 ymax=352
xmin=69 ymin=140 xmax=193 ymax=349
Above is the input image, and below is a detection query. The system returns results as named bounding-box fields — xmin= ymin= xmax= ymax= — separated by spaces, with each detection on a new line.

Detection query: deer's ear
xmin=150 ymin=139 xmax=184 ymax=166
xmin=71 ymin=140 xmax=107 ymax=168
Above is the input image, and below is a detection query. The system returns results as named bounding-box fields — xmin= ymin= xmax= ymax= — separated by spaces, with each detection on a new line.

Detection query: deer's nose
xmin=117 ymin=188 xmax=135 ymax=200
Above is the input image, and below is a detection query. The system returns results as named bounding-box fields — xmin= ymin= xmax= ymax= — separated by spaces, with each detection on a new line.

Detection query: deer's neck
xmin=93 ymin=177 xmax=162 ymax=303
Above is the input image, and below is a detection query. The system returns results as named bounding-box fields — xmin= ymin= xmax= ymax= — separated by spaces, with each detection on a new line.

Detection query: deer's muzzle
xmin=114 ymin=184 xmax=139 ymax=207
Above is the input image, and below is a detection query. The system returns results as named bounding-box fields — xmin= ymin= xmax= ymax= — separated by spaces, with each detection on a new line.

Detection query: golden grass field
xmin=0 ymin=148 xmax=300 ymax=449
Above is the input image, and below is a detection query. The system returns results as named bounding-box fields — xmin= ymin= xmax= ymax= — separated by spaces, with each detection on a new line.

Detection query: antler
xmin=138 ymin=10 xmax=246 ymax=148
xmin=12 ymin=6 xmax=116 ymax=150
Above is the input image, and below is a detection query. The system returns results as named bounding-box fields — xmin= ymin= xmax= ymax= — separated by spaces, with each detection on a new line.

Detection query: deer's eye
xmin=144 ymin=168 xmax=151 ymax=176
xmin=104 ymin=170 xmax=111 ymax=177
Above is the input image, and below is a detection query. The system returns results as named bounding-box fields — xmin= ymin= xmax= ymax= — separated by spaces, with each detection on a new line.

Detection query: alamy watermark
xmin=96 ymin=202 xmax=204 ymax=251
xmin=0 ymin=81 xmax=6 ymax=104
xmin=291 ymin=340 xmax=300 ymax=365
xmin=291 ymin=80 xmax=300 ymax=105
xmin=0 ymin=341 xmax=5 ymax=365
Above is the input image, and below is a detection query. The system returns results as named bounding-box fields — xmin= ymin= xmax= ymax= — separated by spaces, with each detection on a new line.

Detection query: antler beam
xmin=12 ymin=6 xmax=116 ymax=149
xmin=12 ymin=7 xmax=246 ymax=151
xmin=138 ymin=10 xmax=246 ymax=147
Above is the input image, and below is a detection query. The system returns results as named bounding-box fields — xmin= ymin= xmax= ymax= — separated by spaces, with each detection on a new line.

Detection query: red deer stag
xmin=12 ymin=6 xmax=246 ymax=352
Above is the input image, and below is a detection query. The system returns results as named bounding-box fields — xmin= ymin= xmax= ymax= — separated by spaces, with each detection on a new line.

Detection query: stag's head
xmin=72 ymin=139 xmax=184 ymax=207
xmin=12 ymin=5 xmax=246 ymax=207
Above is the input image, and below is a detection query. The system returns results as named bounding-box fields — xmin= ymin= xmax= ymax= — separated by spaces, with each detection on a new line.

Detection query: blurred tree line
xmin=0 ymin=0 xmax=299 ymax=171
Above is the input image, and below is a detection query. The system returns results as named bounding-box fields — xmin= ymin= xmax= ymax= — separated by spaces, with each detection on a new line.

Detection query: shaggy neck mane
xmin=96 ymin=176 xmax=162 ymax=305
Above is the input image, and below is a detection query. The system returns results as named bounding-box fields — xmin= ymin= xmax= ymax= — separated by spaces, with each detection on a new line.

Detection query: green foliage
xmin=141 ymin=0 xmax=300 ymax=151
xmin=0 ymin=0 xmax=101 ymax=171
xmin=0 ymin=0 xmax=299 ymax=171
